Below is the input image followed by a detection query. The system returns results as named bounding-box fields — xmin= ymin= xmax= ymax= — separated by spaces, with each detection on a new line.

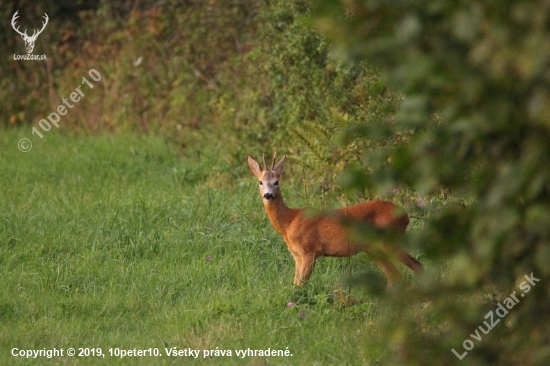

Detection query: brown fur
xmin=248 ymin=154 xmax=422 ymax=287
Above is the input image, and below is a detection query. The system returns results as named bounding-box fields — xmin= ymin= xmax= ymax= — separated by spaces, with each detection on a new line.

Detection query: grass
xmin=0 ymin=129 xmax=424 ymax=365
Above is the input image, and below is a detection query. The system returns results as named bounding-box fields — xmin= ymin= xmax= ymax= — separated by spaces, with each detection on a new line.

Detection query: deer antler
xmin=11 ymin=11 xmax=48 ymax=39
xmin=262 ymin=154 xmax=267 ymax=171
xmin=271 ymin=152 xmax=277 ymax=170
xmin=32 ymin=13 xmax=49 ymax=38
xmin=11 ymin=11 xmax=27 ymax=37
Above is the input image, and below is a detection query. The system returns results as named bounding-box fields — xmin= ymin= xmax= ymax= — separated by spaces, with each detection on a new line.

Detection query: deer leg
xmin=396 ymin=249 xmax=423 ymax=274
xmin=379 ymin=244 xmax=423 ymax=276
xmin=373 ymin=259 xmax=403 ymax=288
xmin=296 ymin=253 xmax=316 ymax=286
xmin=367 ymin=247 xmax=403 ymax=288
xmin=292 ymin=254 xmax=303 ymax=286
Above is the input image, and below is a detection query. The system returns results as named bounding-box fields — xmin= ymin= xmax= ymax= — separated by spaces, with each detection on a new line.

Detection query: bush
xmin=313 ymin=0 xmax=550 ymax=364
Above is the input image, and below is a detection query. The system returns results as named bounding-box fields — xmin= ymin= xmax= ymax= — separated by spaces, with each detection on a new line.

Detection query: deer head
xmin=248 ymin=153 xmax=286 ymax=201
xmin=12 ymin=11 xmax=49 ymax=54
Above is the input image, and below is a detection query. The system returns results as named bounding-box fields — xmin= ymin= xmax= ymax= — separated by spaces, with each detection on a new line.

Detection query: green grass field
xmin=1 ymin=129 xmax=426 ymax=365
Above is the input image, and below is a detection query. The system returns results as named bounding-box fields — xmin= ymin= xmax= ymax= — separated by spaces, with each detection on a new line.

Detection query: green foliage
xmin=313 ymin=0 xmax=550 ymax=364
xmin=220 ymin=0 xmax=403 ymax=200
xmin=3 ymin=0 xmax=404 ymax=204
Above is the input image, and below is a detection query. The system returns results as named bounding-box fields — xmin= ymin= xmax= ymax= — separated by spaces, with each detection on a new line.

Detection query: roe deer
xmin=247 ymin=153 xmax=422 ymax=287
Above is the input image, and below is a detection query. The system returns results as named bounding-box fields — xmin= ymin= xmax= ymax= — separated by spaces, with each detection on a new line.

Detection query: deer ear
xmin=273 ymin=155 xmax=286 ymax=176
xmin=247 ymin=156 xmax=262 ymax=177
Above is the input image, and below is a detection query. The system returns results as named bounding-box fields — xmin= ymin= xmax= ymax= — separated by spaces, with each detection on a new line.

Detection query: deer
xmin=11 ymin=11 xmax=49 ymax=54
xmin=247 ymin=153 xmax=423 ymax=287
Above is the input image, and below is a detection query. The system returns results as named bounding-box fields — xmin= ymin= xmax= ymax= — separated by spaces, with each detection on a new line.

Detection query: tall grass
xmin=0 ymin=130 xmax=428 ymax=365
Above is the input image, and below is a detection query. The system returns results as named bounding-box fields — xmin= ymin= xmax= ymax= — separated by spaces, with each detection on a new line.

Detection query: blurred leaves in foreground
xmin=312 ymin=0 xmax=550 ymax=365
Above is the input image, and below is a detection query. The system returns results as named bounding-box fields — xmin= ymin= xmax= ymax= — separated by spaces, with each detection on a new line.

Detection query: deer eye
xmin=274 ymin=181 xmax=279 ymax=186
xmin=258 ymin=181 xmax=263 ymax=185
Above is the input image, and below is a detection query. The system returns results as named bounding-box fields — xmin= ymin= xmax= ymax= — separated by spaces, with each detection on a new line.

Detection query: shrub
xmin=313 ymin=0 xmax=550 ymax=364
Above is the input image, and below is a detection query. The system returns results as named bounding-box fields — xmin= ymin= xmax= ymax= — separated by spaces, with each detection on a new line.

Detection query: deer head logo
xmin=11 ymin=11 xmax=49 ymax=54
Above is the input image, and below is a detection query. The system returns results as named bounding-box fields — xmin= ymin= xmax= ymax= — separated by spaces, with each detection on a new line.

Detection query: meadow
xmin=0 ymin=129 xmax=427 ymax=365
xmin=2 ymin=0 xmax=549 ymax=363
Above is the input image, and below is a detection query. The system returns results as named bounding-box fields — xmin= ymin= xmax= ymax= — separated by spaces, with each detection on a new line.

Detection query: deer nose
xmin=263 ymin=193 xmax=274 ymax=200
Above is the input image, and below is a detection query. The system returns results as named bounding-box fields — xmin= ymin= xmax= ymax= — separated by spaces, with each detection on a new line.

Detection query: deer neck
xmin=263 ymin=195 xmax=293 ymax=236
